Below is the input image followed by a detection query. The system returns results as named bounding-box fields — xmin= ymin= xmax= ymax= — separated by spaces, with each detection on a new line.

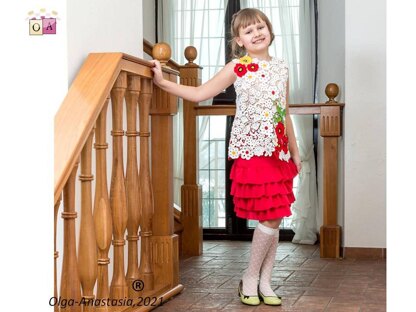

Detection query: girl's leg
xmin=242 ymin=222 xmax=278 ymax=296
xmin=259 ymin=218 xmax=282 ymax=296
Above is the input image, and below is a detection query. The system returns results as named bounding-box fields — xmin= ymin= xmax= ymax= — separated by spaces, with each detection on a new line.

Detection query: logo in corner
xmin=27 ymin=8 xmax=60 ymax=36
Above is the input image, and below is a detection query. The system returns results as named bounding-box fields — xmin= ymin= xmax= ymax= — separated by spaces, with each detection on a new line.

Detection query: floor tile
xmin=155 ymin=241 xmax=386 ymax=311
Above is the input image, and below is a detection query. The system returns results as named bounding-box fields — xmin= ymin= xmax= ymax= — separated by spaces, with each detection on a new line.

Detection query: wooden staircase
xmin=54 ymin=43 xmax=192 ymax=311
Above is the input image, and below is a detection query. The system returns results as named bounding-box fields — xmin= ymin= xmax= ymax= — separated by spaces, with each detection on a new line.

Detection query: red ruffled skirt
xmin=230 ymin=154 xmax=298 ymax=221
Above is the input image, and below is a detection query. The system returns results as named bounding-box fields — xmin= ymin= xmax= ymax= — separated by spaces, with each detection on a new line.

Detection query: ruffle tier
xmin=235 ymin=205 xmax=292 ymax=221
xmin=230 ymin=156 xmax=298 ymax=221
xmin=233 ymin=191 xmax=295 ymax=210
xmin=231 ymin=180 xmax=293 ymax=198
xmin=230 ymin=156 xmax=298 ymax=184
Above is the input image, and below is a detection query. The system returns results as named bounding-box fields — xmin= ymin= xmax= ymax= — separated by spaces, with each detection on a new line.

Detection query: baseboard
xmin=343 ymin=247 xmax=386 ymax=259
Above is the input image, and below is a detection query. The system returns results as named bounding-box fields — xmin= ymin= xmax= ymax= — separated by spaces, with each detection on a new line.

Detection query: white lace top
xmin=228 ymin=55 xmax=291 ymax=161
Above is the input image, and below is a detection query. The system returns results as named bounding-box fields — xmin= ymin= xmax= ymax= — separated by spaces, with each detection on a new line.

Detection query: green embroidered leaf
xmin=272 ymin=99 xmax=286 ymax=126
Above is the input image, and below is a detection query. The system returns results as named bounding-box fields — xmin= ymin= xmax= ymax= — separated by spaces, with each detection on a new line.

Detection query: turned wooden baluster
xmin=54 ymin=195 xmax=61 ymax=312
xmin=125 ymin=75 xmax=142 ymax=298
xmin=60 ymin=163 xmax=81 ymax=312
xmin=139 ymin=77 xmax=155 ymax=291
xmin=93 ymin=98 xmax=113 ymax=312
xmin=78 ymin=130 xmax=98 ymax=311
xmin=109 ymin=72 xmax=128 ymax=299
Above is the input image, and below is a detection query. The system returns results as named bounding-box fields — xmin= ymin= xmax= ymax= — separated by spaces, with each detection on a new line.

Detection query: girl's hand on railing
xmin=149 ymin=60 xmax=165 ymax=88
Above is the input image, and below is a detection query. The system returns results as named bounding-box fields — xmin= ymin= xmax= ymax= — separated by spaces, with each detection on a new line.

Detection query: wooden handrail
xmin=194 ymin=103 xmax=345 ymax=116
xmin=55 ymin=53 xmax=122 ymax=204
xmin=54 ymin=52 xmax=177 ymax=203
xmin=143 ymin=39 xmax=153 ymax=57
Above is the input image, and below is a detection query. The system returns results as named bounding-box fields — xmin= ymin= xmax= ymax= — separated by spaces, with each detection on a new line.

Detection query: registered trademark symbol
xmin=132 ymin=279 xmax=144 ymax=291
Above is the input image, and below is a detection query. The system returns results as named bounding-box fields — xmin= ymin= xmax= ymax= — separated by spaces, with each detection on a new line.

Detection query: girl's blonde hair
xmin=230 ymin=8 xmax=275 ymax=58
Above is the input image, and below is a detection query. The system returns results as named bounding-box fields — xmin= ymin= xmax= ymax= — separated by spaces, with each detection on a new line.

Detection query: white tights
xmin=242 ymin=223 xmax=279 ymax=296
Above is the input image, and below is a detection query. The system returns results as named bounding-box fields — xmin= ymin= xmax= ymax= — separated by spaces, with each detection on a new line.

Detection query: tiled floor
xmin=157 ymin=240 xmax=386 ymax=311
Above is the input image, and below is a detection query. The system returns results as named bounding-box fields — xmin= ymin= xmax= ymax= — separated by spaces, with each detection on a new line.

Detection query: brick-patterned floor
xmin=156 ymin=240 xmax=386 ymax=311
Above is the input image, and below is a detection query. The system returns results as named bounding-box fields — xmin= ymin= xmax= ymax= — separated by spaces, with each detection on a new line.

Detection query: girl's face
xmin=235 ymin=19 xmax=271 ymax=55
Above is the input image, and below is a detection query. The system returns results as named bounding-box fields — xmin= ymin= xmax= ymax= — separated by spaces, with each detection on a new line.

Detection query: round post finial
xmin=325 ymin=83 xmax=339 ymax=103
xmin=184 ymin=46 xmax=197 ymax=65
xmin=152 ymin=42 xmax=171 ymax=67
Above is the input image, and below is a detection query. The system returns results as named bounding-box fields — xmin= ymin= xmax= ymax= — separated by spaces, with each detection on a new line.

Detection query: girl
xmin=150 ymin=8 xmax=301 ymax=306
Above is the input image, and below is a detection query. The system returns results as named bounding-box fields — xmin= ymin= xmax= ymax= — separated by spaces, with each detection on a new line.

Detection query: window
xmin=171 ymin=0 xmax=227 ymax=83
xmin=169 ymin=0 xmax=304 ymax=232
xmin=199 ymin=116 xmax=227 ymax=228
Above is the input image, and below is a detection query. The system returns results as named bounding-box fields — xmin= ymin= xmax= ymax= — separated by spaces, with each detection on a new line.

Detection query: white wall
xmin=143 ymin=0 xmax=156 ymax=44
xmin=67 ymin=0 xmax=143 ymax=83
xmin=317 ymin=0 xmax=386 ymax=249
xmin=4 ymin=1 xmax=68 ymax=308
xmin=317 ymin=0 xmax=345 ymax=103
xmin=316 ymin=0 xmax=346 ymax=235
xmin=344 ymin=0 xmax=386 ymax=248
xmin=56 ymin=0 xmax=144 ymax=289
xmin=142 ymin=0 xmax=156 ymax=61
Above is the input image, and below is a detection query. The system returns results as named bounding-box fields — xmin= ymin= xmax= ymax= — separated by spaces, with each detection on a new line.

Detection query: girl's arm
xmin=150 ymin=60 xmax=236 ymax=103
xmin=285 ymin=79 xmax=302 ymax=173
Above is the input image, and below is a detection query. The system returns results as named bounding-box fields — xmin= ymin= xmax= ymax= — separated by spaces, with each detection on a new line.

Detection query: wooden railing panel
xmin=55 ymin=47 xmax=186 ymax=311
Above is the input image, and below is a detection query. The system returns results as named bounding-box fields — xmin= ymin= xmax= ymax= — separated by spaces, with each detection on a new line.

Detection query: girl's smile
xmin=253 ymin=38 xmax=266 ymax=44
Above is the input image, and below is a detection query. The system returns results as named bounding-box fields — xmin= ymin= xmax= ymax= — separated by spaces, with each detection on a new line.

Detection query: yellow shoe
xmin=238 ymin=280 xmax=260 ymax=306
xmin=258 ymin=289 xmax=282 ymax=306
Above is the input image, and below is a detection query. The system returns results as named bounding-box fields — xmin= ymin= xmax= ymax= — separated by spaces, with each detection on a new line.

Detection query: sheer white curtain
xmin=241 ymin=0 xmax=318 ymax=244
xmin=290 ymin=0 xmax=318 ymax=245
xmin=157 ymin=0 xmax=228 ymax=207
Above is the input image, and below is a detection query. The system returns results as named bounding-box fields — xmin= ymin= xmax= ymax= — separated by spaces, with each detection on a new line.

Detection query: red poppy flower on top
xmin=247 ymin=63 xmax=259 ymax=72
xmin=234 ymin=63 xmax=247 ymax=77
xmin=275 ymin=122 xmax=285 ymax=138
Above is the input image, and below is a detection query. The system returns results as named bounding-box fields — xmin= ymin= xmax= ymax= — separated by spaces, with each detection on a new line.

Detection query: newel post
xmin=320 ymin=83 xmax=342 ymax=258
xmin=180 ymin=46 xmax=203 ymax=257
xmin=149 ymin=42 xmax=180 ymax=289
